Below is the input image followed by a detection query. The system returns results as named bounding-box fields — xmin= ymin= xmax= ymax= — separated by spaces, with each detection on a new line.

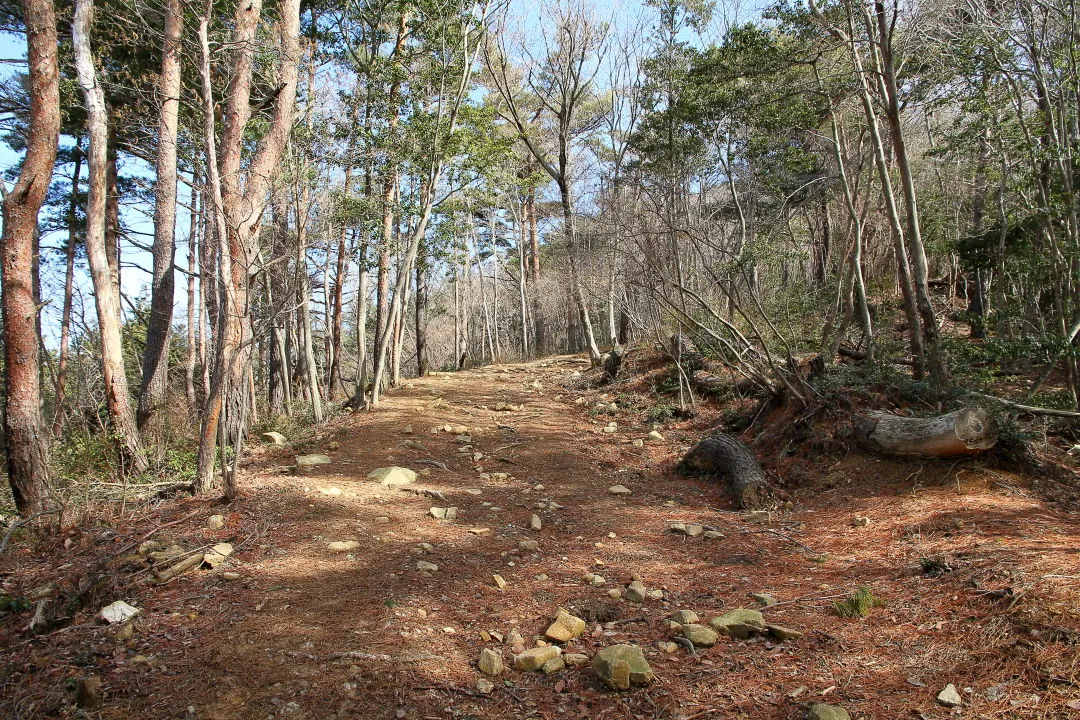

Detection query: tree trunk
xmin=855 ymin=408 xmax=997 ymax=457
xmin=137 ymin=0 xmax=183 ymax=452
xmin=53 ymin=143 xmax=82 ymax=437
xmin=73 ymin=0 xmax=148 ymax=475
xmin=1 ymin=0 xmax=60 ymax=515
xmin=105 ymin=136 xmax=120 ymax=300
xmin=184 ymin=185 xmax=199 ymax=412
xmin=415 ymin=242 xmax=429 ymax=376
xmin=678 ymin=431 xmax=773 ymax=510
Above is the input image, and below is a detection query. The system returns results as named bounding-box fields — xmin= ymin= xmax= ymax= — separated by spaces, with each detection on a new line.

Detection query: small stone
xmin=75 ymin=676 xmax=102 ymax=709
xmin=937 ymin=684 xmax=962 ymax=708
xmin=702 ymin=530 xmax=724 ymax=539
xmin=222 ymin=572 xmax=241 ymax=581
xmin=659 ymin=641 xmax=679 ymax=653
xmin=685 ymin=524 xmax=703 ymax=537
xmin=545 ymin=609 xmax=587 ymax=643
xmin=297 ymin=454 xmax=332 ymax=471
xmin=206 ymin=515 xmax=226 ymax=531
xmin=478 ymin=648 xmax=503 ymax=676
xmin=530 ymin=514 xmax=542 ymax=531
xmin=493 ymin=574 xmax=507 ymax=590
xmin=647 ymin=589 xmax=664 ymax=600
xmin=584 ymin=573 xmax=605 ymax=586
xmin=519 ymin=540 xmax=539 ymax=552
xmin=625 ymin=581 xmax=647 ymax=603
xmin=512 ymin=646 xmax=562 ymax=672
xmin=374 ymin=516 xmax=390 ymax=524
xmin=416 ymin=561 xmax=439 ymax=572
xmin=743 ymin=511 xmax=770 ymax=523
xmin=670 ymin=610 xmax=699 ymax=625
xmin=608 ymin=485 xmax=631 ymax=496
xmin=541 ymin=656 xmax=565 ymax=674
xmin=709 ymin=609 xmax=767 ymax=639
xmin=506 ymin=629 xmax=524 ymax=649
xmin=633 ymin=439 xmax=644 ymax=447
xmin=202 ymin=543 xmax=234 ymax=568
xmin=592 ymin=644 xmax=654 ymax=690
xmin=681 ymin=623 xmax=718 ymax=647
xmin=261 ymin=431 xmax=288 ymax=446
xmin=326 ymin=441 xmax=340 ymax=451
xmin=318 ymin=486 xmax=342 ymax=497
xmin=366 ymin=466 xmax=416 ymax=486
xmin=751 ymin=592 xmax=777 ymax=607
xmin=808 ymin=704 xmax=851 ymax=720
xmin=429 ymin=507 xmax=458 ymax=520
xmin=328 ymin=540 xmax=360 ymax=552
xmin=852 ymin=515 xmax=871 ymax=527
xmin=100 ymin=601 xmax=139 ymax=624
xmin=402 ymin=425 xmax=413 ymax=434
xmin=766 ymin=624 xmax=803 ymax=641
xmin=475 ymin=678 xmax=494 ymax=694
xmin=648 ymin=430 xmax=664 ymax=441
xmin=564 ymin=653 xmax=589 ymax=667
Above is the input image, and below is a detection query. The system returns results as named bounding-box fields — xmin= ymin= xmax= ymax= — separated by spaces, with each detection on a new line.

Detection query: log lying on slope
xmin=678 ymin=431 xmax=773 ymax=510
xmin=854 ymin=407 xmax=997 ymax=457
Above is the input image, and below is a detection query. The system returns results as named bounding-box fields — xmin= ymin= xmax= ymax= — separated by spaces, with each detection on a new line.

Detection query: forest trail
xmin=6 ymin=355 xmax=1080 ymax=719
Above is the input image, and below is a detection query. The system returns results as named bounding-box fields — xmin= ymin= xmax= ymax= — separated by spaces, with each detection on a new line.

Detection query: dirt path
xmin=4 ymin=356 xmax=1080 ymax=719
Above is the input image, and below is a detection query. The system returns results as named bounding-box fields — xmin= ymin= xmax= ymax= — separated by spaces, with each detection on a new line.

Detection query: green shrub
xmin=833 ymin=586 xmax=884 ymax=618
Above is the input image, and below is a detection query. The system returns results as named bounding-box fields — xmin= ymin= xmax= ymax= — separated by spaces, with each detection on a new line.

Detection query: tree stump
xmin=854 ymin=407 xmax=997 ymax=457
xmin=602 ymin=347 xmax=624 ymax=382
xmin=678 ymin=431 xmax=773 ymax=509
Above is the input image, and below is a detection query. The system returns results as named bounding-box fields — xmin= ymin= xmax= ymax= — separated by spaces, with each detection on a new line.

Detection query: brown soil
xmin=3 ymin=355 xmax=1080 ymax=719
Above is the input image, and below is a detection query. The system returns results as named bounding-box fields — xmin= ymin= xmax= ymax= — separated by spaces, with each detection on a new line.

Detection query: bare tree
xmin=1 ymin=0 xmax=60 ymax=514
xmin=485 ymin=0 xmax=610 ymax=363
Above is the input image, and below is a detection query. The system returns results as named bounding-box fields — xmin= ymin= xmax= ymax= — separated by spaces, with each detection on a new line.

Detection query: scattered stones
xmin=608 ymin=485 xmax=632 ymax=496
xmin=519 ymin=540 xmax=539 ymax=552
xmin=506 ymin=629 xmax=524 ymax=649
xmin=402 ymin=440 xmax=428 ymax=451
xmin=808 ymin=704 xmax=851 ymax=720
xmin=743 ymin=511 xmax=771 ymax=523
xmin=937 ymin=684 xmax=963 ymax=708
xmin=681 ymin=624 xmax=718 ymax=647
xmin=100 ymin=601 xmax=139 ymax=624
xmin=477 ymin=648 xmax=503 ymax=676
xmin=658 ymin=641 xmax=679 ymax=653
xmin=416 ymin=561 xmax=439 ymax=572
xmin=475 ymin=678 xmax=495 ymax=694
xmin=512 ymin=646 xmax=562 ymax=672
xmin=202 ymin=543 xmax=233 ymax=568
xmin=545 ymin=609 xmax=587 ymax=643
xmin=297 ymin=454 xmax=332 ymax=472
xmin=709 ymin=609 xmax=767 ymax=639
xmin=206 ymin=515 xmax=226 ymax=531
xmin=584 ymin=573 xmax=606 ymax=586
xmin=852 ymin=515 xmax=871 ymax=527
xmin=633 ymin=439 xmax=644 ymax=447
xmin=702 ymin=530 xmax=724 ymax=540
xmin=403 ymin=425 xmax=413 ymax=434
xmin=366 ymin=466 xmax=416 ymax=486
xmin=751 ymin=592 xmax=777 ymax=607
xmin=374 ymin=516 xmax=390 ymax=524
xmin=607 ymin=588 xmax=622 ymax=600
xmin=261 ymin=431 xmax=288 ymax=446
xmin=685 ymin=523 xmax=704 ymax=537
xmin=530 ymin=514 xmax=542 ymax=531
xmin=318 ymin=487 xmax=342 ymax=497
xmin=429 ymin=507 xmax=458 ymax=520
xmin=328 ymin=541 xmax=360 ymax=552
xmin=648 ymin=430 xmax=664 ymax=441
xmin=766 ymin=624 xmax=803 ymax=642
xmin=592 ymin=644 xmax=654 ymax=690
xmin=670 ymin=610 xmax=699 ymax=625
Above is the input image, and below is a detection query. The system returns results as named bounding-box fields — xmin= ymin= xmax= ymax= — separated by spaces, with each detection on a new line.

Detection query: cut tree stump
xmin=678 ymin=432 xmax=773 ymax=510
xmin=854 ymin=407 xmax=997 ymax=457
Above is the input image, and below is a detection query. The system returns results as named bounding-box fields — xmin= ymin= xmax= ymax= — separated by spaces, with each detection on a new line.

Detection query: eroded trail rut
xmin=11 ymin=356 xmax=1080 ymax=720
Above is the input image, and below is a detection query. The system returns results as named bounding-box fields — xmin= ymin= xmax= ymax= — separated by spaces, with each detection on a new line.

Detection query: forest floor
xmin=3 ymin=354 xmax=1080 ymax=720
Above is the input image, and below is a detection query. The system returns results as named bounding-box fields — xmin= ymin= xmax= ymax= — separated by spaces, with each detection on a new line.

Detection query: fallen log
xmin=678 ymin=432 xmax=773 ymax=510
xmin=854 ymin=407 xmax=997 ymax=457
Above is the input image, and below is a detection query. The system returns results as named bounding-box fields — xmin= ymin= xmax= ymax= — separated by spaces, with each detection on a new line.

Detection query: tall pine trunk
xmin=1 ymin=0 xmax=60 ymax=515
